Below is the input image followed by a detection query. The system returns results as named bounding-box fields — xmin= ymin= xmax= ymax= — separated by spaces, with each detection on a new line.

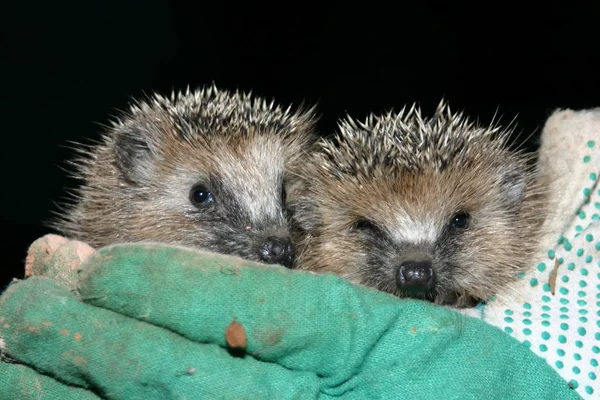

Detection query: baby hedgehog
xmin=292 ymin=101 xmax=547 ymax=306
xmin=52 ymin=85 xmax=317 ymax=268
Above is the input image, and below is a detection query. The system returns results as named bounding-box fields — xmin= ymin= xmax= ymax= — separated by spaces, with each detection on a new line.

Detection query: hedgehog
xmin=291 ymin=101 xmax=547 ymax=307
xmin=51 ymin=85 xmax=317 ymax=268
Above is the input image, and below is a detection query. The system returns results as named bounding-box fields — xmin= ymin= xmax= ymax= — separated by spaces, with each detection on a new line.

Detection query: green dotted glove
xmin=0 ymin=242 xmax=581 ymax=399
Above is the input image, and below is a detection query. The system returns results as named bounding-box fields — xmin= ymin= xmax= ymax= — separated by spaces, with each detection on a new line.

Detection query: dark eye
xmin=450 ymin=211 xmax=470 ymax=230
xmin=190 ymin=185 xmax=215 ymax=206
xmin=281 ymin=184 xmax=287 ymax=205
xmin=352 ymin=219 xmax=378 ymax=232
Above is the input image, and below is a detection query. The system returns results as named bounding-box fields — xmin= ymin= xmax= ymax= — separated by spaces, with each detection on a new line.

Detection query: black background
xmin=2 ymin=1 xmax=599 ymax=289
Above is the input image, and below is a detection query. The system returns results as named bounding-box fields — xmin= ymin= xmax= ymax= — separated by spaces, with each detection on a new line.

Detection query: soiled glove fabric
xmin=457 ymin=108 xmax=600 ymax=399
xmin=0 ymin=241 xmax=581 ymax=399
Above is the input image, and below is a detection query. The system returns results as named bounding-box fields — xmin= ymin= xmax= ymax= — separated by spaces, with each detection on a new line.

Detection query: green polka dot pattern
xmin=457 ymin=124 xmax=599 ymax=399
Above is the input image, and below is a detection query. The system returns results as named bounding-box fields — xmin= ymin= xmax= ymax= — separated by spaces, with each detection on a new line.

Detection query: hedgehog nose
xmin=259 ymin=236 xmax=295 ymax=268
xmin=397 ymin=260 xmax=436 ymax=292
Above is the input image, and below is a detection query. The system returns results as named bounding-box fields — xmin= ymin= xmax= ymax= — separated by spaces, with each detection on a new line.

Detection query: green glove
xmin=0 ymin=243 xmax=581 ymax=399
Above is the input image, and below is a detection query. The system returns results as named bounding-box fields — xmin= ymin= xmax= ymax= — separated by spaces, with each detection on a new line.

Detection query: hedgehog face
xmin=293 ymin=103 xmax=545 ymax=307
xmin=54 ymin=86 xmax=316 ymax=268
xmin=296 ymin=163 xmax=534 ymax=306
xmin=137 ymin=134 xmax=299 ymax=267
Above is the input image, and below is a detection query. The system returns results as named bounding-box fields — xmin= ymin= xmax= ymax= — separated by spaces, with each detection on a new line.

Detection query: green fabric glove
xmin=0 ymin=243 xmax=581 ymax=399
xmin=0 ymin=361 xmax=100 ymax=400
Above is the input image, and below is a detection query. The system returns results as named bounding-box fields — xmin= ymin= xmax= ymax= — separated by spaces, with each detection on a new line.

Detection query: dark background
xmin=2 ymin=2 xmax=599 ymax=289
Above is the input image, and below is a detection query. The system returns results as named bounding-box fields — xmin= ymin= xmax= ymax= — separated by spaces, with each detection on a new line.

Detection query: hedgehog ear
xmin=113 ymin=123 xmax=162 ymax=184
xmin=498 ymin=163 xmax=527 ymax=208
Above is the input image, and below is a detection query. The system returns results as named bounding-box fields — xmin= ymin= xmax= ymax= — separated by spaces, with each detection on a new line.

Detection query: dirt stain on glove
xmin=225 ymin=319 xmax=247 ymax=356
xmin=254 ymin=328 xmax=284 ymax=346
xmin=549 ymin=258 xmax=560 ymax=295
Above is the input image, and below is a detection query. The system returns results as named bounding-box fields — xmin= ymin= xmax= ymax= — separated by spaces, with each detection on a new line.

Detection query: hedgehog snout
xmin=258 ymin=236 xmax=295 ymax=269
xmin=396 ymin=260 xmax=436 ymax=293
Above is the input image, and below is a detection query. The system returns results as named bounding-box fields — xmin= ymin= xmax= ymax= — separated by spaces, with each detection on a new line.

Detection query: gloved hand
xmin=0 ymin=240 xmax=581 ymax=399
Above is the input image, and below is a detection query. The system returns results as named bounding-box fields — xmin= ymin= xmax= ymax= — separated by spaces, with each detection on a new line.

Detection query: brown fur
xmin=51 ymin=85 xmax=318 ymax=266
xmin=292 ymin=101 xmax=548 ymax=306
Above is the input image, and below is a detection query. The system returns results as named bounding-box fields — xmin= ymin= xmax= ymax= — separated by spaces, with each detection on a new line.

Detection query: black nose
xmin=397 ymin=260 xmax=436 ymax=292
xmin=259 ymin=236 xmax=295 ymax=268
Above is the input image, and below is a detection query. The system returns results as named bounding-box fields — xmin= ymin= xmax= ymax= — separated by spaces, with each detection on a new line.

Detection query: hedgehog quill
xmin=292 ymin=101 xmax=547 ymax=306
xmin=52 ymin=85 xmax=317 ymax=268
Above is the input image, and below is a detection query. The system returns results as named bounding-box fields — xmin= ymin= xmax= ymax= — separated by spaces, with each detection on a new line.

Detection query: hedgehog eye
xmin=281 ymin=184 xmax=287 ymax=205
xmin=352 ymin=219 xmax=379 ymax=232
xmin=190 ymin=184 xmax=215 ymax=206
xmin=450 ymin=211 xmax=470 ymax=230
